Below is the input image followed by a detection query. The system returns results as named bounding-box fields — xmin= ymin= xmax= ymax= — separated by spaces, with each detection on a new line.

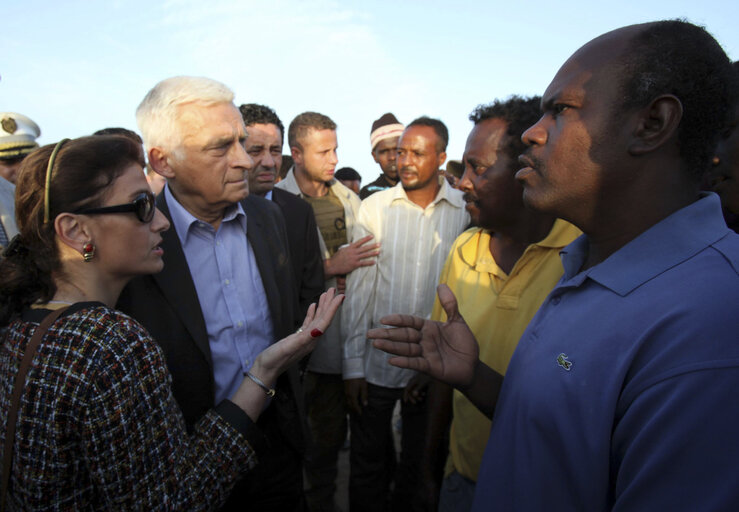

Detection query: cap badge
xmin=1 ymin=117 xmax=17 ymax=134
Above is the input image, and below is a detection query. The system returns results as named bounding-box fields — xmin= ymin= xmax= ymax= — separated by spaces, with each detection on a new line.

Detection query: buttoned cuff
xmin=342 ymin=357 xmax=365 ymax=379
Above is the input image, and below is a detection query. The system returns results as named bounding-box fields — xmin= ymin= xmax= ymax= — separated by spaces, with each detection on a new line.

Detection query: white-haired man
xmin=118 ymin=76 xmax=306 ymax=511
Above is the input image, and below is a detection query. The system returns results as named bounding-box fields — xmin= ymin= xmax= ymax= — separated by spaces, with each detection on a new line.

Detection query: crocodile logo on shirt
xmin=557 ymin=353 xmax=573 ymax=371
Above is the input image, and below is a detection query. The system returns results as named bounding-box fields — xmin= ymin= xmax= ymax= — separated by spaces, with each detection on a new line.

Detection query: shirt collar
xmin=458 ymin=229 xmax=504 ymax=277
xmin=328 ymin=176 xmax=351 ymax=199
xmin=284 ymin=165 xmax=341 ymax=198
xmin=560 ymin=193 xmax=732 ymax=296
xmin=388 ymin=178 xmax=465 ymax=209
xmin=535 ymin=219 xmax=582 ymax=249
xmin=458 ymin=219 xmax=579 ymax=274
xmin=165 ymin=185 xmax=246 ymax=245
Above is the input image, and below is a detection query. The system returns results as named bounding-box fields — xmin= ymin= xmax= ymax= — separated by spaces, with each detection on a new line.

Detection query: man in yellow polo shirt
xmin=422 ymin=96 xmax=581 ymax=511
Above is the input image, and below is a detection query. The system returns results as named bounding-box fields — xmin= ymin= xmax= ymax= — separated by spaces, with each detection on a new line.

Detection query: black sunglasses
xmin=75 ymin=192 xmax=156 ymax=223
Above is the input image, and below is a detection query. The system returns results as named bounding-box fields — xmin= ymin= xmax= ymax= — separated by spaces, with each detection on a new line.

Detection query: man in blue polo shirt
xmin=369 ymin=20 xmax=739 ymax=511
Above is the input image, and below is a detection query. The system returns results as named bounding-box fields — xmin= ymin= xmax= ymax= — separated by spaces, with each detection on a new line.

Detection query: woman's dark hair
xmin=0 ymin=135 xmax=144 ymax=326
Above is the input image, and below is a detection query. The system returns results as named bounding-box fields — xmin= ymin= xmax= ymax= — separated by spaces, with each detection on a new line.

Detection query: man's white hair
xmin=136 ymin=76 xmax=235 ymax=157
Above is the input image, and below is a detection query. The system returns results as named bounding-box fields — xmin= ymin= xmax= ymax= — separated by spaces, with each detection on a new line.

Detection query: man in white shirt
xmin=342 ymin=117 xmax=470 ymax=512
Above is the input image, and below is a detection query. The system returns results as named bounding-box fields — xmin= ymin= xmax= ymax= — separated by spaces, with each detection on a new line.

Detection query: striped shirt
xmin=341 ymin=180 xmax=469 ymax=388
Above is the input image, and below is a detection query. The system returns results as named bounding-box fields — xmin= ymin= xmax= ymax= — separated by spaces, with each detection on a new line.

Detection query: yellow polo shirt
xmin=431 ymin=219 xmax=581 ymax=481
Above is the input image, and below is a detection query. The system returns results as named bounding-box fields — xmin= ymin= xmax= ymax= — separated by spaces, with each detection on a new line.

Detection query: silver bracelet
xmin=245 ymin=371 xmax=276 ymax=397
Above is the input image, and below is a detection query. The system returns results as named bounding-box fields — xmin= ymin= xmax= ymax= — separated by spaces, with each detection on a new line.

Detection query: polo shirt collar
xmin=458 ymin=229 xmax=504 ymax=277
xmin=537 ymin=219 xmax=581 ymax=249
xmin=459 ymin=219 xmax=578 ymax=276
xmin=560 ymin=193 xmax=730 ymax=296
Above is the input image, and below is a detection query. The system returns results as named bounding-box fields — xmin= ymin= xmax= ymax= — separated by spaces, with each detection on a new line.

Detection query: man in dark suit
xmin=117 ymin=77 xmax=306 ymax=511
xmin=239 ymin=103 xmax=325 ymax=317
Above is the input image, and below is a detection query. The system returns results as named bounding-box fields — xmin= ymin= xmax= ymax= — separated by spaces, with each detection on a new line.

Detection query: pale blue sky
xmin=3 ymin=0 xmax=738 ymax=183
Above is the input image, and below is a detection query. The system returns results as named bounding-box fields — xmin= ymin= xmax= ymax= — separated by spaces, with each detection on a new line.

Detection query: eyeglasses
xmin=75 ymin=192 xmax=156 ymax=223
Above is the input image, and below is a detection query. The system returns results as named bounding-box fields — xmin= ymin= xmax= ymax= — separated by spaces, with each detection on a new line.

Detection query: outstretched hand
xmin=368 ymin=285 xmax=479 ymax=389
xmin=254 ymin=288 xmax=344 ymax=382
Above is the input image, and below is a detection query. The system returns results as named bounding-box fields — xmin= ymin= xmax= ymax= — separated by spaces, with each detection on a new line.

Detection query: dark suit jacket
xmin=117 ymin=192 xmax=306 ymax=454
xmin=272 ymin=188 xmax=325 ymax=316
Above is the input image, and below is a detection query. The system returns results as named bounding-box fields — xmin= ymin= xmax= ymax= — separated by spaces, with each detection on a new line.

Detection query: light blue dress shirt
xmin=165 ymin=186 xmax=274 ymax=404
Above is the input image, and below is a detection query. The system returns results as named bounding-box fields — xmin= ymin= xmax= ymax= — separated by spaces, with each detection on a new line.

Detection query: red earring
xmin=82 ymin=242 xmax=96 ymax=262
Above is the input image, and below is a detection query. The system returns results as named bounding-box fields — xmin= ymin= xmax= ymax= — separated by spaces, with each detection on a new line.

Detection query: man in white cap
xmin=0 ymin=112 xmax=41 ymax=184
xmin=359 ymin=113 xmax=404 ymax=199
xmin=0 ymin=173 xmax=18 ymax=250
xmin=0 ymin=112 xmax=37 ymax=249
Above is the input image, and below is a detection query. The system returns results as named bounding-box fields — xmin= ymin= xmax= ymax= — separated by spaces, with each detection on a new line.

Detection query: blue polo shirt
xmin=473 ymin=193 xmax=739 ymax=511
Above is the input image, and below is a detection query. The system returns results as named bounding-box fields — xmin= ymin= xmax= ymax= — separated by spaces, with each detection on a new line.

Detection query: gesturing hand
xmin=368 ymin=285 xmax=479 ymax=390
xmin=253 ymin=288 xmax=344 ymax=382
xmin=326 ymin=235 xmax=380 ymax=277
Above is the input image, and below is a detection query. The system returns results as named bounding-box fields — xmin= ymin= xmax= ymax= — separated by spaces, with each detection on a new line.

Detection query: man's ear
xmin=628 ymin=94 xmax=683 ymax=156
xmin=290 ymin=146 xmax=303 ymax=167
xmin=437 ymin=150 xmax=447 ymax=169
xmin=54 ymin=213 xmax=93 ymax=255
xmin=371 ymin=148 xmax=380 ymax=164
xmin=148 ymin=147 xmax=176 ymax=179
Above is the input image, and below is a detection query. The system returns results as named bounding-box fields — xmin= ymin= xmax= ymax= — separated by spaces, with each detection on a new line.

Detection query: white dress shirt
xmin=342 ymin=180 xmax=469 ymax=388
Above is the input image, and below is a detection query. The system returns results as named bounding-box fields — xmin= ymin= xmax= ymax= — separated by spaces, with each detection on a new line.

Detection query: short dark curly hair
xmin=618 ymin=20 xmax=737 ymax=178
xmin=335 ymin=167 xmax=361 ymax=181
xmin=407 ymin=116 xmax=449 ymax=153
xmin=239 ymin=103 xmax=285 ymax=144
xmin=469 ymin=95 xmax=542 ymax=162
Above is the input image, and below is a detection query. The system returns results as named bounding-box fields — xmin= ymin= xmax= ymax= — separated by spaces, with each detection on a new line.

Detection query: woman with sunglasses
xmin=0 ymin=135 xmax=343 ymax=510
